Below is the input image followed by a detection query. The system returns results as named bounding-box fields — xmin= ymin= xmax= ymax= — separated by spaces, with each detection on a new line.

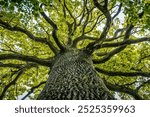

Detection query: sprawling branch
xmin=77 ymin=1 xmax=87 ymax=26
xmin=112 ymin=3 xmax=122 ymax=20
xmin=66 ymin=21 xmax=73 ymax=45
xmin=95 ymin=37 xmax=150 ymax=49
xmin=136 ymin=80 xmax=150 ymax=91
xmin=73 ymin=3 xmax=123 ymax=48
xmin=80 ymin=2 xmax=97 ymax=37
xmin=124 ymin=24 xmax=134 ymax=39
xmin=0 ymin=19 xmax=58 ymax=54
xmin=85 ymin=0 xmax=112 ymax=54
xmin=60 ymin=0 xmax=88 ymax=45
xmin=95 ymin=67 xmax=150 ymax=77
xmin=95 ymin=52 xmax=107 ymax=56
xmin=93 ymin=24 xmax=134 ymax=63
xmin=104 ymin=35 xmax=124 ymax=42
xmin=40 ymin=4 xmax=65 ymax=51
xmin=0 ymin=64 xmax=37 ymax=100
xmin=105 ymin=27 xmax=127 ymax=42
xmin=72 ymin=35 xmax=98 ymax=47
xmin=93 ymin=46 xmax=126 ymax=63
xmin=0 ymin=63 xmax=23 ymax=68
xmin=0 ymin=71 xmax=23 ymax=100
xmin=72 ymin=7 xmax=97 ymax=47
xmin=96 ymin=16 xmax=111 ymax=42
xmin=73 ymin=4 xmax=120 ymax=48
xmin=21 ymin=81 xmax=46 ymax=100
xmin=85 ymin=14 xmax=103 ymax=34
xmin=139 ymin=55 xmax=150 ymax=63
xmin=0 ymin=53 xmax=53 ymax=67
xmin=72 ymin=3 xmax=123 ymax=48
xmin=93 ymin=0 xmax=108 ymax=16
xmin=52 ymin=30 xmax=65 ymax=51
xmin=105 ymin=27 xmax=142 ymax=42
xmin=104 ymin=80 xmax=143 ymax=100
xmin=64 ymin=0 xmax=77 ymax=34
xmin=40 ymin=12 xmax=57 ymax=30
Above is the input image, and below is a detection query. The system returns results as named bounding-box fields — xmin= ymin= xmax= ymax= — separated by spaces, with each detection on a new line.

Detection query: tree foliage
xmin=0 ymin=0 xmax=150 ymax=100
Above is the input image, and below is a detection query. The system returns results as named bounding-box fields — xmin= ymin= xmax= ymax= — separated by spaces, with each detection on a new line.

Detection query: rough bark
xmin=37 ymin=49 xmax=114 ymax=100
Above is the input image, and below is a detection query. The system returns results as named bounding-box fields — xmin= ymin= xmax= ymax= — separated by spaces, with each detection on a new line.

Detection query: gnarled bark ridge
xmin=37 ymin=49 xmax=114 ymax=100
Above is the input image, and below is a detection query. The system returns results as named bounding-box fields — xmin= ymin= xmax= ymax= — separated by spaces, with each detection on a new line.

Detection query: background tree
xmin=0 ymin=0 xmax=150 ymax=100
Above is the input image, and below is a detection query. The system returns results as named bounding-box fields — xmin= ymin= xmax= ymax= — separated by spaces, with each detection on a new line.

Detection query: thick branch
xmin=95 ymin=37 xmax=150 ymax=49
xmin=40 ymin=10 xmax=57 ymax=30
xmin=66 ymin=22 xmax=73 ymax=45
xmin=73 ymin=3 xmax=125 ymax=48
xmin=0 ymin=19 xmax=58 ymax=54
xmin=77 ymin=1 xmax=88 ymax=26
xmin=104 ymin=35 xmax=124 ymax=42
xmin=0 ymin=63 xmax=37 ymax=100
xmin=139 ymin=55 xmax=150 ymax=63
xmin=85 ymin=0 xmax=112 ymax=54
xmin=64 ymin=0 xmax=77 ymax=33
xmin=92 ymin=0 xmax=111 ymax=39
xmin=52 ymin=30 xmax=65 ymax=51
xmin=72 ymin=35 xmax=98 ymax=47
xmin=85 ymin=14 xmax=103 ymax=34
xmin=40 ymin=4 xmax=65 ymax=51
xmin=124 ymin=24 xmax=134 ymax=39
xmin=105 ymin=27 xmax=140 ymax=42
xmin=93 ymin=0 xmax=108 ymax=16
xmin=73 ymin=3 xmax=118 ymax=48
xmin=107 ymin=27 xmax=127 ymax=42
xmin=0 ymin=63 xmax=23 ymax=68
xmin=0 ymin=53 xmax=53 ymax=67
xmin=136 ymin=80 xmax=150 ymax=91
xmin=72 ymin=8 xmax=98 ymax=47
xmin=21 ymin=81 xmax=46 ymax=100
xmin=81 ymin=5 xmax=92 ymax=35
xmin=0 ymin=20 xmax=44 ymax=42
xmin=104 ymin=80 xmax=143 ymax=100
xmin=95 ymin=67 xmax=150 ymax=77
xmin=0 ymin=69 xmax=24 ymax=100
xmin=39 ymin=4 xmax=57 ymax=29
xmin=92 ymin=25 xmax=134 ymax=63
xmin=95 ymin=52 xmax=107 ymax=56
xmin=93 ymin=45 xmax=126 ymax=63
xmin=112 ymin=3 xmax=122 ymax=20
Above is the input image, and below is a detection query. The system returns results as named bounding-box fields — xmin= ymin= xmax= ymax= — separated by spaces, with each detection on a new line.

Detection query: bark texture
xmin=37 ymin=49 xmax=114 ymax=100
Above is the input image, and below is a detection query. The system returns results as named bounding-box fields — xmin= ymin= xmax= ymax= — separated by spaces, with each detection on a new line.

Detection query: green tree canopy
xmin=0 ymin=0 xmax=150 ymax=100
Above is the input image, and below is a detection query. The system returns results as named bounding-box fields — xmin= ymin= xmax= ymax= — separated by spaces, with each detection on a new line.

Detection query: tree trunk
xmin=37 ymin=49 xmax=114 ymax=100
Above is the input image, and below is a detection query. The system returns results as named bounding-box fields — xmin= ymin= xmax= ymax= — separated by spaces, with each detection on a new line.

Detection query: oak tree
xmin=0 ymin=0 xmax=150 ymax=100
